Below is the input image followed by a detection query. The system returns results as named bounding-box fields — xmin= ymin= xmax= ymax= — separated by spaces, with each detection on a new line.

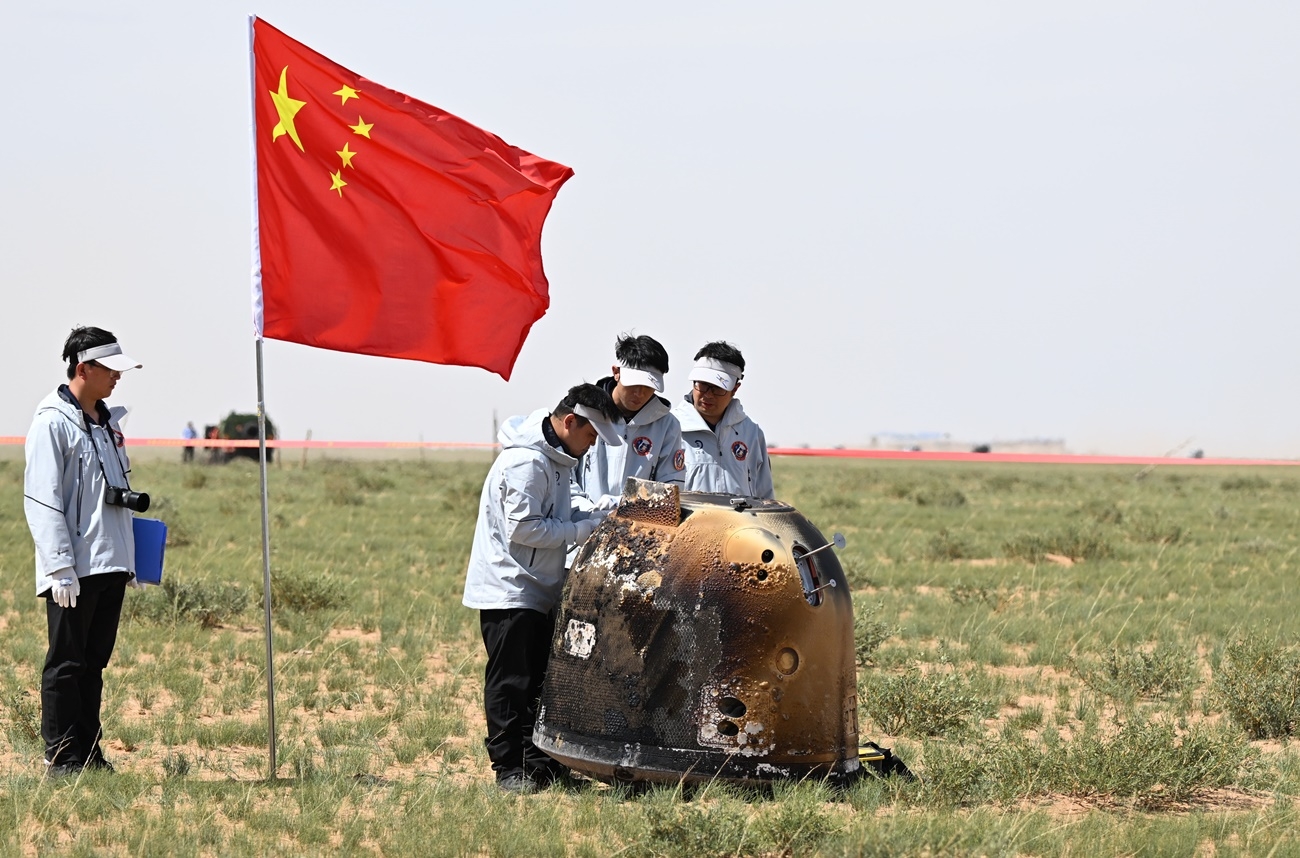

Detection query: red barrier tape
xmin=766 ymin=448 xmax=1298 ymax=466
xmin=0 ymin=436 xmax=1294 ymax=466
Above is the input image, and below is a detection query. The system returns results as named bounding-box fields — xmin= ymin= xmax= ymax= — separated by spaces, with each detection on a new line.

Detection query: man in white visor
xmin=670 ymin=340 xmax=774 ymax=499
xmin=463 ymin=383 xmax=623 ymax=794
xmin=574 ymin=334 xmax=685 ymax=513
xmin=24 ymin=326 xmax=145 ymax=777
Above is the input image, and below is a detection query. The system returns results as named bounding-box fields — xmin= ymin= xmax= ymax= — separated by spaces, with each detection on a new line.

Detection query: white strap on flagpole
xmin=249 ymin=15 xmax=277 ymax=781
xmin=249 ymin=15 xmax=265 ymax=339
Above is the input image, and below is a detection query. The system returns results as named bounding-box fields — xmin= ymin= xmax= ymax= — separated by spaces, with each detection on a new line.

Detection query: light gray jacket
xmin=24 ymin=388 xmax=136 ymax=596
xmin=575 ymin=390 xmax=685 ymax=508
xmin=671 ymin=395 xmax=775 ymax=499
xmin=462 ymin=410 xmax=599 ymax=613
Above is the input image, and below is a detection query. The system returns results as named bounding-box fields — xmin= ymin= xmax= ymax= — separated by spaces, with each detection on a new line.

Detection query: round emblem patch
xmin=632 ymin=436 xmax=654 ymax=456
xmin=672 ymin=449 xmax=685 ymax=472
xmin=731 ymin=440 xmax=748 ymax=461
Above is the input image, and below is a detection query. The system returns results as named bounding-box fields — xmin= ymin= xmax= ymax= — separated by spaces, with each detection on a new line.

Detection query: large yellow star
xmin=350 ymin=117 xmax=373 ymax=139
xmin=337 ymin=143 xmax=357 ymax=169
xmin=268 ymin=67 xmax=306 ymax=152
xmin=334 ymin=85 xmax=359 ymax=106
xmin=329 ymin=170 xmax=347 ymax=197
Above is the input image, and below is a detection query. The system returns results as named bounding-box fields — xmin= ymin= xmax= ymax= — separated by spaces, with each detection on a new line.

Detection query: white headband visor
xmin=618 ymin=365 xmax=664 ymax=393
xmin=78 ymin=342 xmax=142 ymax=372
xmin=688 ymin=358 xmax=741 ymax=392
xmin=573 ymin=403 xmax=624 ymax=447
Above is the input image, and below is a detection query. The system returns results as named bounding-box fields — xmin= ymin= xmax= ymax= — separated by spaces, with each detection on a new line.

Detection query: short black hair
xmin=693 ymin=340 xmax=745 ymax=375
xmin=615 ymin=334 xmax=669 ymax=374
xmin=553 ymin=383 xmax=621 ymax=424
xmin=62 ymin=326 xmax=118 ymax=380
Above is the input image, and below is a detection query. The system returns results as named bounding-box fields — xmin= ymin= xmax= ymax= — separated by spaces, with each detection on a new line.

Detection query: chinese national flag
xmin=250 ymin=18 xmax=573 ymax=379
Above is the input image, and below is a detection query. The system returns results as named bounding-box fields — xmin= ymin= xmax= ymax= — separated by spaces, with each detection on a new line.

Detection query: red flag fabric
xmin=250 ymin=18 xmax=573 ymax=379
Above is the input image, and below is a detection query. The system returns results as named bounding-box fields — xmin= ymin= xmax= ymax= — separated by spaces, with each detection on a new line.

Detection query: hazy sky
xmin=3 ymin=2 xmax=1296 ymax=457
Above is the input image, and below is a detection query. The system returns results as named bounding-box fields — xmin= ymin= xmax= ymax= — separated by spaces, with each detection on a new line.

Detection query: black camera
xmin=105 ymin=486 xmax=150 ymax=513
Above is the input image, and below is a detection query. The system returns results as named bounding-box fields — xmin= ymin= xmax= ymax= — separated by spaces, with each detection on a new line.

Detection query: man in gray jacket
xmin=24 ymin=326 xmax=144 ymax=776
xmin=462 ymin=383 xmax=624 ymax=793
xmin=575 ymin=333 xmax=684 ymax=511
xmin=670 ymin=340 xmax=775 ymax=499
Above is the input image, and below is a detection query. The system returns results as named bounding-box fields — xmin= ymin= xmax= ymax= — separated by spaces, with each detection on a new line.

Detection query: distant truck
xmin=202 ymin=411 xmax=277 ymax=464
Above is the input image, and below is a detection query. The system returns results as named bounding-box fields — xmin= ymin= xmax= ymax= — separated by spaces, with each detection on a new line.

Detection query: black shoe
xmin=44 ymin=762 xmax=80 ymax=779
xmin=86 ymin=755 xmax=115 ymax=773
xmin=528 ymin=764 xmax=581 ymax=790
xmin=496 ymin=773 xmax=538 ymax=795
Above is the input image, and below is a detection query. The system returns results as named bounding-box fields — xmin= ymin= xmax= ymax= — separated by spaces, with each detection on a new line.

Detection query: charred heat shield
xmin=534 ymin=478 xmax=859 ymax=785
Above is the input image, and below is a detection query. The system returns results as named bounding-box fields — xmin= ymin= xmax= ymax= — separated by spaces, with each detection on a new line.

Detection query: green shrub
xmin=914 ymin=489 xmax=967 ymax=508
xmin=1078 ymin=643 xmax=1197 ymax=700
xmin=917 ymin=719 xmax=1252 ymax=809
xmin=272 ymin=569 xmax=348 ymax=612
xmin=1080 ymin=499 xmax=1124 ymax=525
xmin=854 ymin=600 xmax=898 ymax=666
xmin=1221 ymin=475 xmax=1270 ymax=492
xmin=862 ymin=662 xmax=990 ymax=737
xmin=1126 ymin=514 xmax=1184 ymax=545
xmin=147 ymin=496 xmax=194 ymax=547
xmin=631 ymin=786 xmax=753 ymax=858
xmin=1056 ymin=719 xmax=1251 ymax=808
xmin=2 ymin=688 xmax=41 ymax=746
xmin=925 ymin=529 xmax=973 ymax=561
xmin=1003 ymin=527 xmax=1113 ymax=562
xmin=1214 ymin=633 xmax=1300 ymax=739
xmin=128 ymin=577 xmax=252 ymax=628
xmin=949 ymin=584 xmax=1001 ymax=609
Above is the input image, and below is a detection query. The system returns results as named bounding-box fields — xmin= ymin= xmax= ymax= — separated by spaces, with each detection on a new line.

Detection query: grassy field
xmin=2 ymin=454 xmax=1300 ymax=856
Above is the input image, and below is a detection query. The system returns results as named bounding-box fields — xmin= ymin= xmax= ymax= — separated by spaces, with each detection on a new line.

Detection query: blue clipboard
xmin=133 ymin=517 xmax=167 ymax=585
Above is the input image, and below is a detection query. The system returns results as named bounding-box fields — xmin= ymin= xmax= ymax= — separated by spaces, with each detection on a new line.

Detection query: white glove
xmin=572 ymin=518 xmax=597 ymax=546
xmin=595 ymin=494 xmax=620 ymax=511
xmin=51 ymin=576 xmax=80 ymax=609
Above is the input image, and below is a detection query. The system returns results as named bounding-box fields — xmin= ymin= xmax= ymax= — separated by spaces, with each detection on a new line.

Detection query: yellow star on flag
xmin=337 ymin=143 xmax=357 ymax=169
xmin=268 ymin=67 xmax=306 ymax=152
xmin=334 ymin=85 xmax=359 ymax=106
xmin=329 ymin=170 xmax=348 ymax=197
xmin=350 ymin=117 xmax=374 ymax=139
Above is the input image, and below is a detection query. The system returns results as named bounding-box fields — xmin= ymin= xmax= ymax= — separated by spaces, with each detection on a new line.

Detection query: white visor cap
xmin=688 ymin=358 xmax=741 ymax=392
xmin=78 ymin=342 xmax=142 ymax=372
xmin=573 ymin=403 xmax=625 ymax=447
xmin=618 ymin=365 xmax=664 ymax=393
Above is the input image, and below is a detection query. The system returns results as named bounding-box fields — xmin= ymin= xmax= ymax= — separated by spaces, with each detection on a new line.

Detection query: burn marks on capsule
xmin=537 ymin=486 xmax=858 ymax=784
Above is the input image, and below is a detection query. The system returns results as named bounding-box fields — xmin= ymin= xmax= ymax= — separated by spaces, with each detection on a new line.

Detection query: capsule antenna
xmin=800 ymin=533 xmax=846 ymax=559
xmin=809 ymin=579 xmax=839 ymax=596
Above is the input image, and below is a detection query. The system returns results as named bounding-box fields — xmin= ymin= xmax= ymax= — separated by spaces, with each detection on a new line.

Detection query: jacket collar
xmin=673 ymin=395 xmax=746 ymax=434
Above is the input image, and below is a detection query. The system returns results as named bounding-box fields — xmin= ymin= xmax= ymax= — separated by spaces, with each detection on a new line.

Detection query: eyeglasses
xmin=692 ymin=381 xmax=731 ymax=397
xmin=86 ymin=361 xmax=120 ymax=375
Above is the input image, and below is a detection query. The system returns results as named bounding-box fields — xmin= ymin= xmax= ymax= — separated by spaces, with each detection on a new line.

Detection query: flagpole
xmin=255 ymin=338 xmax=277 ymax=780
xmin=249 ymin=14 xmax=278 ymax=780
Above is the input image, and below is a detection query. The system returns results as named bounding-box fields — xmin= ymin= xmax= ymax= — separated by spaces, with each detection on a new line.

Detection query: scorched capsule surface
xmin=534 ymin=479 xmax=859 ymax=785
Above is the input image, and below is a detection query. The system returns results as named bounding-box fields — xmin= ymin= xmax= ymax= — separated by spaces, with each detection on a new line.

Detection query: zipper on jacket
xmin=76 ymin=454 xmax=84 ymax=536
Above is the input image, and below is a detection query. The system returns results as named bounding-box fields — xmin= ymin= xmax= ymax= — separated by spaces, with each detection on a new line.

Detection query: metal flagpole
xmin=255 ymin=338 xmax=277 ymax=779
xmin=248 ymin=15 xmax=277 ymax=780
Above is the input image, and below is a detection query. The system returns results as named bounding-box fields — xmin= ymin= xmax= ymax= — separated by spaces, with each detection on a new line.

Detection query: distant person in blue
xmin=181 ymin=421 xmax=197 ymax=463
xmin=23 ymin=326 xmax=145 ymax=777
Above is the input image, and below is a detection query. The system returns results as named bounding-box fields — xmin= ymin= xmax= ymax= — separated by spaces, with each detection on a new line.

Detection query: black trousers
xmin=42 ymin=572 xmax=128 ymax=766
xmin=479 ymin=608 xmax=559 ymax=781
